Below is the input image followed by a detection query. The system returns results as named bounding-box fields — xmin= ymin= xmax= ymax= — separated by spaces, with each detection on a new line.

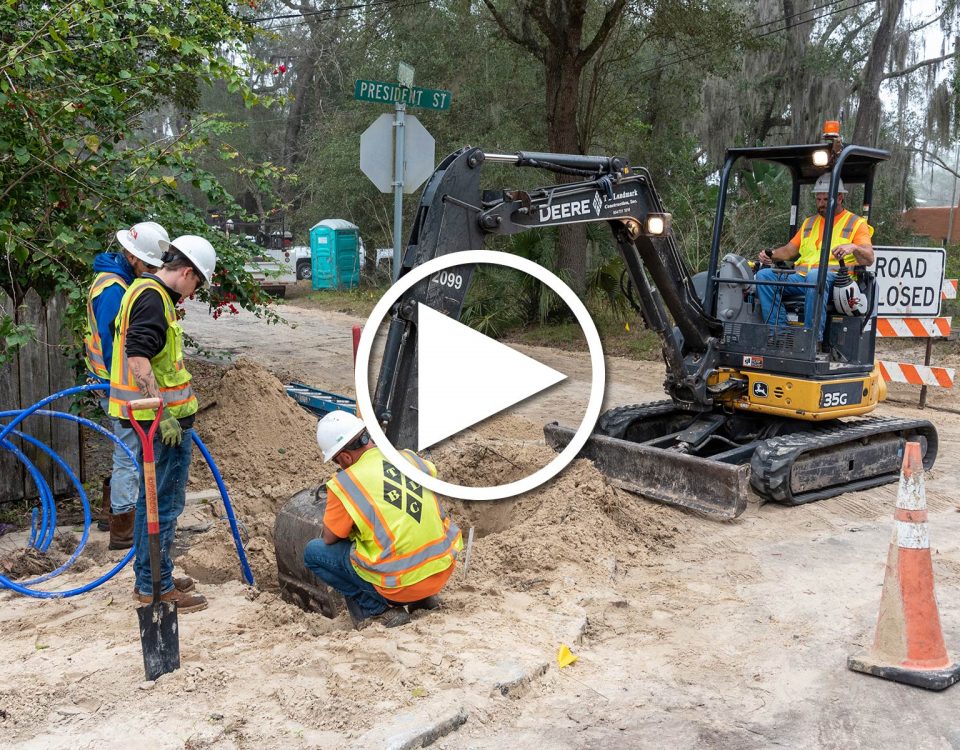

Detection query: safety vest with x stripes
xmin=795 ymin=209 xmax=873 ymax=275
xmin=327 ymin=447 xmax=463 ymax=590
xmin=108 ymin=277 xmax=197 ymax=422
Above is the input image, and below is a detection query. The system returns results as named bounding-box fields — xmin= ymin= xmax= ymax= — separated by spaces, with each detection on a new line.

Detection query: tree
xmin=0 ymin=0 xmax=284 ymax=357
xmin=481 ymin=0 xmax=628 ymax=294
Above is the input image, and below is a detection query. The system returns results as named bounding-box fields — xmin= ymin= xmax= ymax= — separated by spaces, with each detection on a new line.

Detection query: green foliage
xmin=0 ymin=0 xmax=286 ymax=356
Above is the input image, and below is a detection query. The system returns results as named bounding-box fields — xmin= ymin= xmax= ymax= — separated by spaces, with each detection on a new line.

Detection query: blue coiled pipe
xmin=0 ymin=383 xmax=254 ymax=597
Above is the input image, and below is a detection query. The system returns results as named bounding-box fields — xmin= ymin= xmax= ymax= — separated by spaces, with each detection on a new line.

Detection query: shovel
xmin=126 ymin=397 xmax=181 ymax=681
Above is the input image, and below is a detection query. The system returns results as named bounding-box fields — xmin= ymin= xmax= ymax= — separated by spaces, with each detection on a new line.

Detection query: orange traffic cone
xmin=848 ymin=441 xmax=960 ymax=690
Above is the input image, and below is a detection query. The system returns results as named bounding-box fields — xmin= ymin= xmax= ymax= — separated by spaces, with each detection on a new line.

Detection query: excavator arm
xmin=373 ymin=146 xmax=725 ymax=449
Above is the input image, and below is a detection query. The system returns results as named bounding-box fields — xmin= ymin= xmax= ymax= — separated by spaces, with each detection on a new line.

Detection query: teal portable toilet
xmin=310 ymin=219 xmax=361 ymax=290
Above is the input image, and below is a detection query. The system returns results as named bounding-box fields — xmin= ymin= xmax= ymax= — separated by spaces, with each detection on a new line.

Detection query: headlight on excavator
xmin=812 ymin=149 xmax=830 ymax=167
xmin=646 ymin=212 xmax=671 ymax=236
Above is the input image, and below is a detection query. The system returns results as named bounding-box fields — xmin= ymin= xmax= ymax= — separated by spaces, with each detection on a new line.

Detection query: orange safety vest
xmin=796 ymin=210 xmax=873 ymax=275
xmin=83 ymin=272 xmax=127 ymax=379
xmin=326 ymin=447 xmax=462 ymax=590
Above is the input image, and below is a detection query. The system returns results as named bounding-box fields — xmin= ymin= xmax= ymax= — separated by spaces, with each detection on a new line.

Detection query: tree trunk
xmin=545 ymin=49 xmax=588 ymax=295
xmin=853 ymin=0 xmax=904 ymax=146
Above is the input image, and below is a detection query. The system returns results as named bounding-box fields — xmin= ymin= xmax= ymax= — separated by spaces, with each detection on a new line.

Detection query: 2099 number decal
xmin=435 ymin=270 xmax=464 ymax=290
xmin=819 ymin=381 xmax=864 ymax=409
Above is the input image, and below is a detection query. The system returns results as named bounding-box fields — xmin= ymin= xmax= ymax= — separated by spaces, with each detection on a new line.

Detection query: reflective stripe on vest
xmin=328 ymin=448 xmax=462 ymax=589
xmin=796 ymin=210 xmax=872 ymax=275
xmin=83 ymin=272 xmax=127 ymax=379
xmin=108 ymin=277 xmax=197 ymax=421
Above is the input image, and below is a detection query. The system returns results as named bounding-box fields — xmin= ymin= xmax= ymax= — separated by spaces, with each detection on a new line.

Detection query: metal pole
xmin=918 ymin=337 xmax=933 ymax=409
xmin=392 ymin=101 xmax=406 ymax=282
xmin=946 ymin=145 xmax=959 ymax=247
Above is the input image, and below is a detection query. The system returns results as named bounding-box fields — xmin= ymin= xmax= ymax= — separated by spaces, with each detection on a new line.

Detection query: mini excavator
xmin=367 ymin=126 xmax=937 ymax=520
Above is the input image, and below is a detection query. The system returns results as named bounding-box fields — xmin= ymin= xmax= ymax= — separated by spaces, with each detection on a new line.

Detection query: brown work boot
xmin=108 ymin=509 xmax=134 ymax=550
xmin=132 ymin=576 xmax=194 ymax=600
xmin=136 ymin=587 xmax=208 ymax=614
xmin=407 ymin=595 xmax=441 ymax=613
xmin=97 ymin=478 xmax=111 ymax=532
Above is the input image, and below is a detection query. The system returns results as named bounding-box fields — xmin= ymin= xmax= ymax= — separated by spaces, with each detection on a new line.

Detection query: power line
xmin=637 ymin=0 xmax=876 ymax=79
xmin=247 ymin=0 xmax=418 ymax=24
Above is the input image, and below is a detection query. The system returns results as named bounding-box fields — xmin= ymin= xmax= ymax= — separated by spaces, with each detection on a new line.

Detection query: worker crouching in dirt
xmin=305 ymin=411 xmax=463 ymax=629
xmin=108 ymin=235 xmax=218 ymax=614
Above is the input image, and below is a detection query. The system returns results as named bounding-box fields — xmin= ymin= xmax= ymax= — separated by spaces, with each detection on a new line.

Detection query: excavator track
xmin=545 ymin=404 xmax=938 ymax=520
xmin=750 ymin=415 xmax=938 ymax=505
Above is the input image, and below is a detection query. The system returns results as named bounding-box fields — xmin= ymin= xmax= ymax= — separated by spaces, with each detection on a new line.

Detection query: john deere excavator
xmin=367 ymin=127 xmax=937 ymax=520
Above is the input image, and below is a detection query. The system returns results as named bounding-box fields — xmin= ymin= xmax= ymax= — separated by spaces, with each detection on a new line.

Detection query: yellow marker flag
xmin=557 ymin=643 xmax=578 ymax=668
xmin=624 ymin=322 xmax=630 ymax=332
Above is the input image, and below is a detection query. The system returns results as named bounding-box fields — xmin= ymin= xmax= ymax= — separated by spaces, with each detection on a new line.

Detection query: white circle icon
xmin=354 ymin=250 xmax=605 ymax=501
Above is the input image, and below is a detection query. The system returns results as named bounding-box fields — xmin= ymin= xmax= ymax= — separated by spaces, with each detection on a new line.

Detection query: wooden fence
xmin=1 ymin=290 xmax=83 ymax=504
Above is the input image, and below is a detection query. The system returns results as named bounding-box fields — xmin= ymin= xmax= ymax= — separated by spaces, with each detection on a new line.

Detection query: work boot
xmin=97 ymin=478 xmax=111 ymax=532
xmin=136 ymin=587 xmax=208 ymax=614
xmin=132 ymin=576 xmax=195 ymax=600
xmin=407 ymin=595 xmax=441 ymax=613
xmin=361 ymin=606 xmax=411 ymax=630
xmin=108 ymin=509 xmax=134 ymax=550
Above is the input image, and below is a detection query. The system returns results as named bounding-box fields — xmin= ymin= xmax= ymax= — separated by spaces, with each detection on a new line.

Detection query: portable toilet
xmin=310 ymin=219 xmax=361 ymax=290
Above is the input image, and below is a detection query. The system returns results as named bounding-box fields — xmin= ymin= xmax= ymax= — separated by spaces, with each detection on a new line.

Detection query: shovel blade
xmin=137 ymin=601 xmax=180 ymax=681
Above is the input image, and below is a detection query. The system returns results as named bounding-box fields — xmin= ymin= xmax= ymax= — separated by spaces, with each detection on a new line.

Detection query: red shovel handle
xmin=125 ymin=398 xmax=165 ymax=540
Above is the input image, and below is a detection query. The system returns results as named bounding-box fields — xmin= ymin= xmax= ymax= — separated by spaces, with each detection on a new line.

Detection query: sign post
xmin=391 ymin=100 xmax=406 ymax=281
xmin=355 ymin=65 xmax=451 ymax=281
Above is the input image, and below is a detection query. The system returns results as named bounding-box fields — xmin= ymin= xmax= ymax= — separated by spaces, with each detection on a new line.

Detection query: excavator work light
xmin=812 ymin=149 xmax=830 ymax=167
xmin=646 ymin=213 xmax=671 ymax=235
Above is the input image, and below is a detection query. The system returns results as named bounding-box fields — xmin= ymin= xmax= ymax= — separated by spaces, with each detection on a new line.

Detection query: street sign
xmin=360 ymin=113 xmax=436 ymax=194
xmin=353 ymin=79 xmax=453 ymax=111
xmin=874 ymin=246 xmax=945 ymax=317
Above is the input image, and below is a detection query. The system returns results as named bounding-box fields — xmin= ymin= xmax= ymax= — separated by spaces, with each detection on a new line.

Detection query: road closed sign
xmin=873 ymin=246 xmax=945 ymax=317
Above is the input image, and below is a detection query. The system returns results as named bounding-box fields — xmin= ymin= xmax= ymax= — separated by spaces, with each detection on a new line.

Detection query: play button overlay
xmin=355 ymin=250 xmax=605 ymax=502
xmin=417 ymin=303 xmax=567 ymax=451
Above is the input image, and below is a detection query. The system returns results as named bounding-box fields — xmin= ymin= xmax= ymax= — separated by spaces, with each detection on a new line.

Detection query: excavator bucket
xmin=543 ymin=423 xmax=750 ymax=520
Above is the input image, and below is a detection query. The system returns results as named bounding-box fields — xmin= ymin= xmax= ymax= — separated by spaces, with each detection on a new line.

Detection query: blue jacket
xmin=88 ymin=252 xmax=135 ymax=381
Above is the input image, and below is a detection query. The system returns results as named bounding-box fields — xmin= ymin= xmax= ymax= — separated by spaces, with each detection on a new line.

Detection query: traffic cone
xmin=848 ymin=441 xmax=960 ymax=690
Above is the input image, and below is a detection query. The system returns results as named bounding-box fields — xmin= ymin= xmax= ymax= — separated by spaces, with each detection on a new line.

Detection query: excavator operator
xmin=755 ymin=174 xmax=874 ymax=338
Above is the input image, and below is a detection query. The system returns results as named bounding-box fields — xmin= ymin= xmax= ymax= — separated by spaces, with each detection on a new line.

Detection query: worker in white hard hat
xmin=756 ymin=173 xmax=875 ymax=339
xmin=107 ymin=234 xmax=219 ymax=614
xmin=304 ymin=410 xmax=463 ymax=630
xmin=83 ymin=221 xmax=168 ymax=549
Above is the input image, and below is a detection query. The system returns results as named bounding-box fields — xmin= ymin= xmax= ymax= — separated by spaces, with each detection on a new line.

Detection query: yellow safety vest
xmin=83 ymin=272 xmax=127 ymax=379
xmin=108 ymin=277 xmax=197 ymax=421
xmin=327 ymin=447 xmax=463 ymax=590
xmin=796 ymin=210 xmax=873 ymax=275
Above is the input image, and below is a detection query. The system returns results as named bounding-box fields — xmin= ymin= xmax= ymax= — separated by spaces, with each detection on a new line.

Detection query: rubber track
xmin=750 ymin=415 xmax=938 ymax=505
xmin=596 ymin=400 xmax=679 ymax=438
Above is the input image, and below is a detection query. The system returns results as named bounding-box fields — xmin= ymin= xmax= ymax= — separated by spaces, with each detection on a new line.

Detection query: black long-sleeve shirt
xmin=121 ymin=274 xmax=195 ymax=429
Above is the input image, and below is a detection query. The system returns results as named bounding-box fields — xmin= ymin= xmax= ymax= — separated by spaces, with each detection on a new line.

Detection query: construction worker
xmin=84 ymin=222 xmax=166 ymax=548
xmin=305 ymin=411 xmax=463 ymax=629
xmin=109 ymin=235 xmax=217 ymax=614
xmin=756 ymin=174 xmax=874 ymax=338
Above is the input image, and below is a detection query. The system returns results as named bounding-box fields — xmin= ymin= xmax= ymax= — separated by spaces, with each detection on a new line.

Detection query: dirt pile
xmin=428 ymin=416 xmax=678 ymax=592
xmin=180 ymin=358 xmax=323 ymax=589
xmin=190 ymin=358 xmax=324 ymax=518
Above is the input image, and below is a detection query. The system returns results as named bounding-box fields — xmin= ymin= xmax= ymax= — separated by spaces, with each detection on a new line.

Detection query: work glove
xmin=159 ymin=414 xmax=183 ymax=447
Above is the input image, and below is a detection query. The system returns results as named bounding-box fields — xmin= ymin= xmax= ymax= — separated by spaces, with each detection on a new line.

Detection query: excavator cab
xmin=701 ymin=133 xmax=884 ymax=386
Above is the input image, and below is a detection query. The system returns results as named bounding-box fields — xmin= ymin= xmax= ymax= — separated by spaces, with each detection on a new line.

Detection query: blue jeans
xmin=98 ymin=397 xmax=140 ymax=514
xmin=756 ymin=267 xmax=836 ymax=339
xmin=133 ymin=429 xmax=193 ymax=595
xmin=303 ymin=539 xmax=390 ymax=618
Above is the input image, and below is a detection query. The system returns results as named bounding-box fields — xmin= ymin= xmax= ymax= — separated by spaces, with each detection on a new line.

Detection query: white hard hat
xmin=116 ymin=221 xmax=168 ymax=267
xmin=159 ymin=235 xmax=217 ymax=284
xmin=832 ymin=270 xmax=868 ymax=316
xmin=812 ymin=174 xmax=847 ymax=194
xmin=316 ymin=411 xmax=367 ymax=462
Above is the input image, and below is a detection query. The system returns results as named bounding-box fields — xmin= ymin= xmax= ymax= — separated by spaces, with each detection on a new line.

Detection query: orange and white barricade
xmin=848 ymin=442 xmax=960 ymax=690
xmin=877 ymin=361 xmax=955 ymax=388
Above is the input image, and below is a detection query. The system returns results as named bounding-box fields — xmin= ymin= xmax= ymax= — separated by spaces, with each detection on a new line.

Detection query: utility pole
xmin=946 ymin=145 xmax=959 ymax=247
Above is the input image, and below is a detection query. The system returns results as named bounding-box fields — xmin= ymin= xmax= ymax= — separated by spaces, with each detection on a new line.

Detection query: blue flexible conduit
xmin=0 ymin=383 xmax=254 ymax=597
